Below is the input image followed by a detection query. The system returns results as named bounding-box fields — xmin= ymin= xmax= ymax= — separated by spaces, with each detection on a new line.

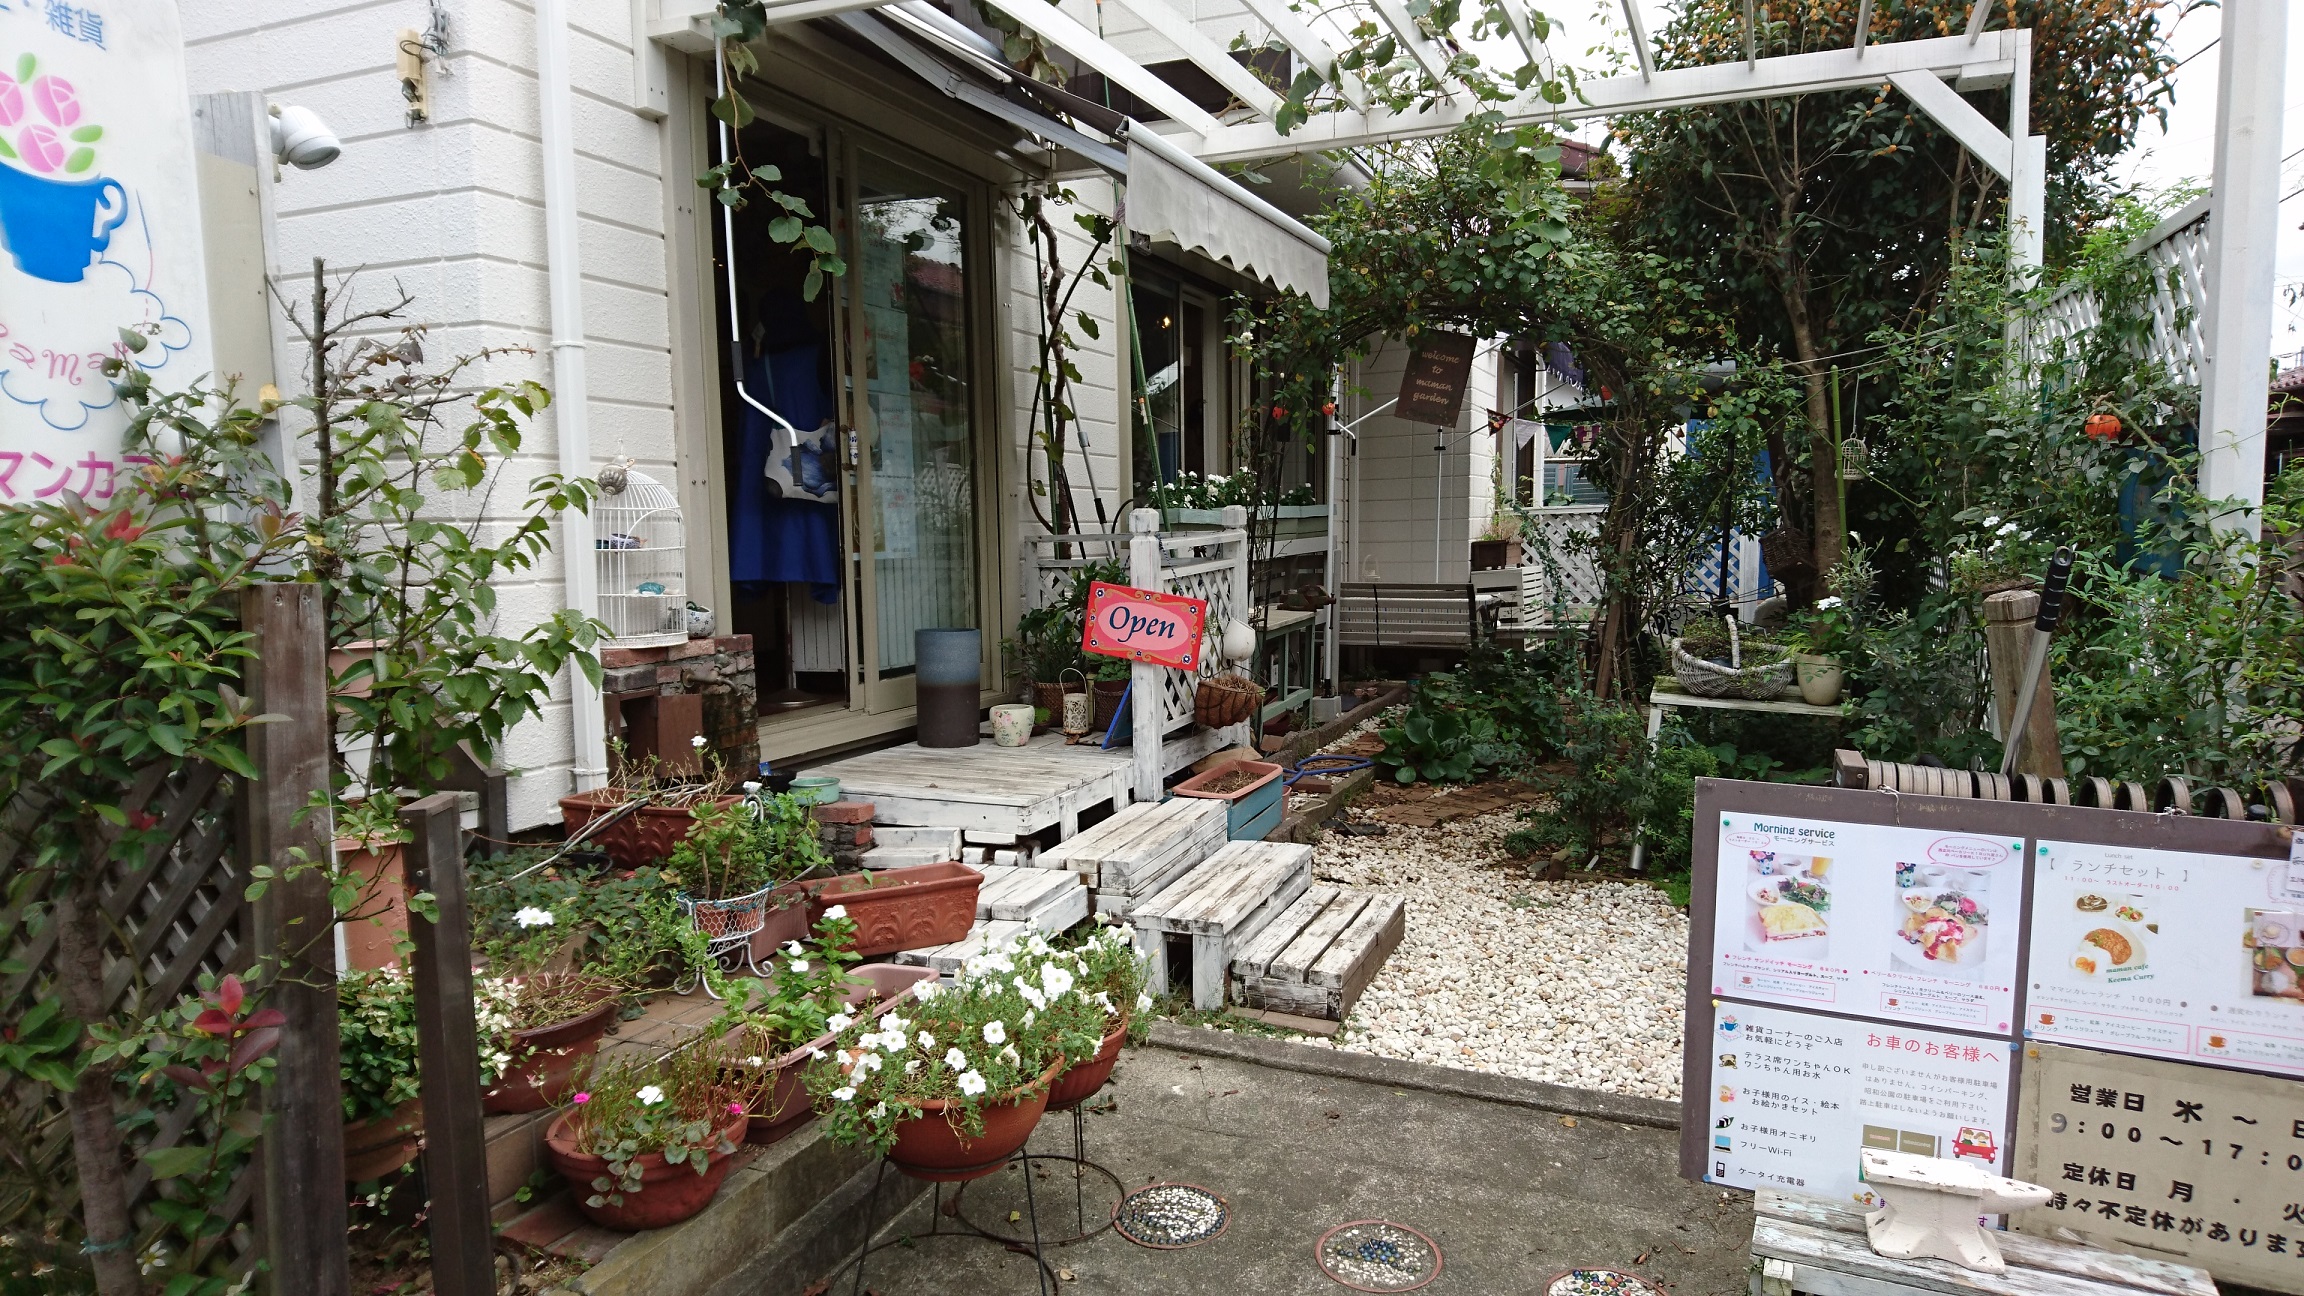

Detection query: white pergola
xmin=641 ymin=0 xmax=2287 ymax=533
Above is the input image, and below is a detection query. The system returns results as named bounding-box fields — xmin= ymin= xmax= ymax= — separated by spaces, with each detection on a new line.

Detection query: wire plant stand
xmin=674 ymin=882 xmax=775 ymax=998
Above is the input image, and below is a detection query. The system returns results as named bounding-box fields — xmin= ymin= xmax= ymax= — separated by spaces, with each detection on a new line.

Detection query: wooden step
xmin=972 ymin=865 xmax=1090 ymax=930
xmin=1039 ymin=797 xmax=1226 ymax=918
xmin=858 ymin=845 xmax=949 ymax=870
xmin=1229 ymin=885 xmax=1405 ymax=1021
xmin=868 ymin=825 xmax=963 ymax=858
xmin=1131 ymin=841 xmax=1314 ymax=1010
xmin=891 ymin=919 xmax=1028 ymax=976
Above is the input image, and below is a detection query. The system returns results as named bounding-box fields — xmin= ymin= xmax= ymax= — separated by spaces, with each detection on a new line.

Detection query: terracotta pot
xmin=482 ymin=983 xmax=620 ymax=1114
xmin=558 ymin=790 xmax=743 ymax=869
xmin=1047 ymin=1017 xmax=1126 ymax=1111
xmin=544 ymin=1113 xmax=747 ymax=1230
xmin=887 ymin=1058 xmax=1062 ymax=1182
xmin=744 ymin=879 xmax=817 ymax=963
xmin=342 ymin=1097 xmax=423 ymax=1182
xmin=810 ymin=862 xmax=982 ymax=958
xmin=335 ymin=836 xmax=409 ymax=972
xmin=735 ymin=964 xmax=937 ymax=1145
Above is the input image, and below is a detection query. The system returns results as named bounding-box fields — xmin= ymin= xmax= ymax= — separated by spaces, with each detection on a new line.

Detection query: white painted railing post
xmin=1129 ymin=508 xmax=1165 ymax=803
xmin=1221 ymin=504 xmax=1250 ymax=624
xmin=2198 ymin=0 xmax=2286 ymax=538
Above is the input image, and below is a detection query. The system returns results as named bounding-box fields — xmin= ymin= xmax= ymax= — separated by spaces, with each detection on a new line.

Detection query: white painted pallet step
xmin=1228 ymin=885 xmax=1406 ymax=1021
xmin=1131 ymin=841 xmax=1314 ymax=1011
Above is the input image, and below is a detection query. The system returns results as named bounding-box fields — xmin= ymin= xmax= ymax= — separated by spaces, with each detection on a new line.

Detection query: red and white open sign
xmin=1081 ymin=582 xmax=1207 ymax=670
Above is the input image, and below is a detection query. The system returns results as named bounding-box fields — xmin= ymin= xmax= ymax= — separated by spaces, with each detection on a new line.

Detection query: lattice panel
xmin=1525 ymin=508 xmax=1605 ymax=624
xmin=1022 ymin=527 xmax=1251 ymax=734
xmin=2036 ymin=205 xmax=2210 ymax=386
xmin=0 ymin=762 xmax=254 ymax=1278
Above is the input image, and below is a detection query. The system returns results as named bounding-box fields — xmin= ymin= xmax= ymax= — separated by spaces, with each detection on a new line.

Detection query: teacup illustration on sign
xmin=0 ymin=54 xmax=124 ymax=284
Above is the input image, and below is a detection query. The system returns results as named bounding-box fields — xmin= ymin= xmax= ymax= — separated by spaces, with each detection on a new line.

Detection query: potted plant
xmin=1174 ymin=759 xmax=1286 ymax=841
xmin=560 ymin=745 xmax=743 ymax=869
xmin=736 ymin=785 xmax=836 ymax=962
xmin=1045 ymin=920 xmax=1153 ymax=1110
xmin=713 ymin=908 xmax=933 ymax=1143
xmin=333 ymin=794 xmax=416 ymax=972
xmin=544 ymin=1045 xmax=748 ymax=1230
xmin=1668 ymin=616 xmax=1794 ymax=700
xmin=338 ymin=966 xmax=425 ymax=1182
xmin=808 ymin=931 xmax=1100 ymax=1180
xmin=476 ymin=905 xmax=623 ymax=1113
xmin=1785 ymin=595 xmax=1853 ymax=706
xmin=1470 ymin=515 xmax=1523 ymax=571
xmin=1091 ymin=656 xmax=1131 ymax=731
xmin=663 ymin=797 xmax=787 ymax=971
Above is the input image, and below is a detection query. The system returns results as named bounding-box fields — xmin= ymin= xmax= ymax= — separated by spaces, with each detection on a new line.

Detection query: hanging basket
xmin=1669 ymin=638 xmax=1794 ymax=701
xmin=1194 ymin=674 xmax=1261 ymax=728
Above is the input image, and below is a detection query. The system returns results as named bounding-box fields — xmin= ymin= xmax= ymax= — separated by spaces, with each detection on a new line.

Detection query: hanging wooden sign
xmin=1081 ymin=582 xmax=1206 ymax=670
xmin=1396 ymin=332 xmax=1477 ymax=424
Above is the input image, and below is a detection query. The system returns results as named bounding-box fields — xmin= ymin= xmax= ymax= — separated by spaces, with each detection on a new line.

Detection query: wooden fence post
xmin=399 ymin=793 xmax=493 ymax=1296
xmin=1982 ymin=588 xmax=2064 ymax=779
xmin=240 ymin=582 xmax=350 ymax=1295
xmin=1129 ymin=509 xmax=1166 ymax=803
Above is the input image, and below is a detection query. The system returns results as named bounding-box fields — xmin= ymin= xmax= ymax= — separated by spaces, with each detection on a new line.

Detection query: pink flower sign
xmin=1081 ymin=582 xmax=1207 ymax=670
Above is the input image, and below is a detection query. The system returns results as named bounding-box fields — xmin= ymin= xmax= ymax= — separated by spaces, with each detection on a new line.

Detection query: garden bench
xmin=1335 ymin=582 xmax=1501 ymax=648
xmin=1131 ymin=841 xmax=1314 ymax=1010
xmin=1748 ymin=1189 xmax=2212 ymax=1296
xmin=1228 ymin=885 xmax=1405 ymax=1021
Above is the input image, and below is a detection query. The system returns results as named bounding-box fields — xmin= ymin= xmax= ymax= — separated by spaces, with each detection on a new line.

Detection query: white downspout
xmin=537 ymin=0 xmax=609 ymax=790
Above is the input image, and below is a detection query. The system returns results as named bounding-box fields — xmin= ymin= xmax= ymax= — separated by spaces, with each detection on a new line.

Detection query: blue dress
xmin=730 ymin=346 xmax=842 ymax=603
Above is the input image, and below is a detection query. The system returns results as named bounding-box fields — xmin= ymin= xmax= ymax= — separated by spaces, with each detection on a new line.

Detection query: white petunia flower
xmin=917 ymin=1031 xmax=937 ymax=1050
xmin=982 ymin=1020 xmax=1007 ymax=1046
xmin=944 ymin=1047 xmax=968 ymax=1071
xmin=1041 ymin=965 xmax=1075 ymax=998
xmin=783 ymin=940 xmax=804 ymax=957
xmin=1813 ymin=596 xmax=1842 ymax=611
xmin=1136 ymin=992 xmax=1153 ymax=1013
xmin=914 ymin=982 xmax=941 ymax=1002
xmin=905 ymin=1059 xmax=921 ymax=1074
xmin=789 ymin=959 xmax=810 ymax=974
xmin=513 ymin=907 xmax=555 ymax=928
xmin=809 ymin=1048 xmax=827 ymax=1061
xmin=956 ymin=1070 xmax=988 ymax=1097
xmin=745 ymin=1055 xmax=765 ymax=1067
xmin=822 ymin=904 xmax=847 ymax=921
xmin=869 ymin=1101 xmax=887 ymax=1119
xmin=827 ymin=1012 xmax=854 ymax=1033
xmin=831 ymin=1085 xmax=856 ymax=1102
xmin=636 ymin=1085 xmax=665 ymax=1106
xmin=856 ymin=1051 xmax=883 ymax=1074
xmin=691 ymin=734 xmax=708 ymax=749
xmin=998 ymin=1043 xmax=1020 ymax=1065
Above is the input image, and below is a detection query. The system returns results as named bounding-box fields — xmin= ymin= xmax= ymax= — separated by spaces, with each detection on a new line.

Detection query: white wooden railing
xmin=1020 ymin=506 xmax=1253 ymax=798
xmin=2035 ymin=197 xmax=2210 ymax=384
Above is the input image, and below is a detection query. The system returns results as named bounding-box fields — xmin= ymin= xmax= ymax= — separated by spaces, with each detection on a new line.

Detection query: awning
xmin=1122 ymin=124 xmax=1331 ymax=307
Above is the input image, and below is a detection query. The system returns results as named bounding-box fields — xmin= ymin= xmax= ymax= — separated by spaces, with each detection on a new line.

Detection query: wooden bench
xmin=1335 ymin=582 xmax=1501 ymax=648
xmin=1131 ymin=841 xmax=1313 ymax=1010
xmin=1750 ymin=1189 xmax=2215 ymax=1296
xmin=1036 ymin=798 xmax=1227 ymax=918
xmin=1229 ymin=886 xmax=1405 ymax=1021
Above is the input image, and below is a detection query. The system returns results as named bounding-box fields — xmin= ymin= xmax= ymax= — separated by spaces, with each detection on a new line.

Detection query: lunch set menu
xmin=2025 ymin=840 xmax=2304 ymax=1077
xmin=1709 ymin=813 xmax=2025 ymax=1034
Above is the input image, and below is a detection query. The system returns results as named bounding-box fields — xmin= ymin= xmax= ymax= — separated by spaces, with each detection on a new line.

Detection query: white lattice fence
xmin=1019 ymin=524 xmax=1248 ymax=735
xmin=2036 ymin=197 xmax=2210 ymax=385
xmin=1525 ymin=506 xmax=1605 ymax=623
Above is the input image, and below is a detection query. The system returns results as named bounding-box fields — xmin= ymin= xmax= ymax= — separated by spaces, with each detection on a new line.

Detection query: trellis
xmin=2034 ymin=197 xmax=2211 ymax=385
xmin=0 ymin=765 xmax=255 ymax=1278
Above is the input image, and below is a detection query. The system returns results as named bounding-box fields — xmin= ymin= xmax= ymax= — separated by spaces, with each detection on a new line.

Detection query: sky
xmin=1495 ymin=1 xmax=2304 ymax=364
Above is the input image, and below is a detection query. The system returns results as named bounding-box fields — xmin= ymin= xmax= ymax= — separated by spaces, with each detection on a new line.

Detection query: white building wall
xmin=1003 ymin=175 xmax=1129 ymax=546
xmin=185 ymin=0 xmax=680 ymax=829
xmin=1335 ymin=336 xmax=1497 ymax=586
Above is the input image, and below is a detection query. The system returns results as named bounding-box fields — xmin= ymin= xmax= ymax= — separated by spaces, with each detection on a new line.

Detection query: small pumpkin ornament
xmin=2083 ymin=412 xmax=2122 ymax=442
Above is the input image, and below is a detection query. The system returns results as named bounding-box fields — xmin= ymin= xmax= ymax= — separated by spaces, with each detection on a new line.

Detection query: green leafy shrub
xmin=1506 ymin=703 xmax=1719 ymax=878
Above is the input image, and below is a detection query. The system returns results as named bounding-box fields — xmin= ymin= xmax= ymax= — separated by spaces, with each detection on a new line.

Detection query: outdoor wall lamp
xmin=269 ymin=104 xmax=342 ymax=170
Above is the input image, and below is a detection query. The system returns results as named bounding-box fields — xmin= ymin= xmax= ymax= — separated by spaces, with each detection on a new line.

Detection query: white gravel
xmin=1300 ymin=809 xmax=1690 ymax=1100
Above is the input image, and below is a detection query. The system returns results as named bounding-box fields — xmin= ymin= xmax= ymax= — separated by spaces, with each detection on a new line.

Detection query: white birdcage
xmin=595 ymin=463 xmax=689 ymax=647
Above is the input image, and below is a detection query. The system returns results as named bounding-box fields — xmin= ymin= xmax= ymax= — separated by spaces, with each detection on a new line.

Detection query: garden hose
xmin=1287 ymin=755 xmax=1372 ymax=784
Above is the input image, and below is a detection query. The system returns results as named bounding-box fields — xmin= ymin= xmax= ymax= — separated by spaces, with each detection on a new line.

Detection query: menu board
xmin=2015 ymin=1043 xmax=2304 ymax=1295
xmin=1708 ymin=812 xmax=2027 ymax=1033
xmin=2025 ymin=840 xmax=2304 ymax=1077
xmin=1701 ymin=1000 xmax=2018 ymax=1204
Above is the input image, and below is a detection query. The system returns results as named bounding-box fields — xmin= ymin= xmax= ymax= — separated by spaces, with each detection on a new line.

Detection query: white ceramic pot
xmin=1220 ymin=619 xmax=1256 ymax=663
xmin=990 ymin=703 xmax=1035 ymax=747
xmin=1792 ymin=653 xmax=1844 ymax=706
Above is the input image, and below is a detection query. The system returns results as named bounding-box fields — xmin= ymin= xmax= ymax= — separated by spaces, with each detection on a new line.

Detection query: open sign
xmin=1081 ymin=582 xmax=1207 ymax=670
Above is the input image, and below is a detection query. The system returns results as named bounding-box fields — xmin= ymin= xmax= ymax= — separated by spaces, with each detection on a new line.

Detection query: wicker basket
xmin=1669 ymin=637 xmax=1794 ymax=700
xmin=1194 ymin=674 xmax=1261 ymax=728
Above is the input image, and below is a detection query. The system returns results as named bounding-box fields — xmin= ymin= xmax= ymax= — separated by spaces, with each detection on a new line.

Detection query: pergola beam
xmin=1234 ymin=0 xmax=1368 ymax=108
xmin=1186 ymin=29 xmax=2020 ymax=162
xmin=1112 ymin=0 xmax=1285 ymax=118
xmin=1368 ymin=0 xmax=1460 ymax=92
xmin=981 ymin=0 xmax=1225 ymax=135
xmin=1886 ymin=69 xmax=2010 ymax=179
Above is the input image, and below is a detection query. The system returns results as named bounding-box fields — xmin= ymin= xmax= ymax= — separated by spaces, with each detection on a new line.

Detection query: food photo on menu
xmin=1893 ymin=861 xmax=1990 ymax=979
xmin=1745 ymin=850 xmax=1831 ymax=956
xmin=2058 ymin=890 xmax=2153 ymax=985
xmin=2244 ymin=909 xmax=2304 ymax=1001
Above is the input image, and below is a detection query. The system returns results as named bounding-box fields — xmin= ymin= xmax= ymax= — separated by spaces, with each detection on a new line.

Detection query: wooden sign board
xmin=1396 ymin=332 xmax=1476 ymax=424
xmin=1081 ymin=581 xmax=1206 ymax=670
xmin=2017 ymin=1042 xmax=2304 ymax=1295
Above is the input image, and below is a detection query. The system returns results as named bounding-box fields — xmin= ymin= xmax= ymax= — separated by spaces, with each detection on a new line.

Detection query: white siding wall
xmin=1335 ymin=336 xmax=1498 ymax=585
xmin=185 ymin=0 xmax=678 ymax=828
xmin=1005 ymin=175 xmax=1129 ymax=541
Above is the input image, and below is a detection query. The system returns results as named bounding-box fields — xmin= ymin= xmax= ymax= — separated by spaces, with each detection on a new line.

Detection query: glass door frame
xmin=836 ymin=137 xmax=1002 ymax=717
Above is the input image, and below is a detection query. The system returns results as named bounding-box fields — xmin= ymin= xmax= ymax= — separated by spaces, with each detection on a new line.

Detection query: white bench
xmin=1131 ymin=841 xmax=1313 ymax=1010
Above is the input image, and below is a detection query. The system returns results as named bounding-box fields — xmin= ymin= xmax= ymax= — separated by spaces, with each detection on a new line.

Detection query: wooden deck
xmin=805 ymin=726 xmax=1240 ymax=840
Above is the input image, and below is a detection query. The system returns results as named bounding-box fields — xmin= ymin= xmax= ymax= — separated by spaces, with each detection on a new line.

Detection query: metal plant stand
xmin=848 ymin=1151 xmax=1055 ymax=1296
xmin=673 ymin=883 xmax=773 ymax=999
xmin=951 ymin=1103 xmax=1124 ymax=1246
